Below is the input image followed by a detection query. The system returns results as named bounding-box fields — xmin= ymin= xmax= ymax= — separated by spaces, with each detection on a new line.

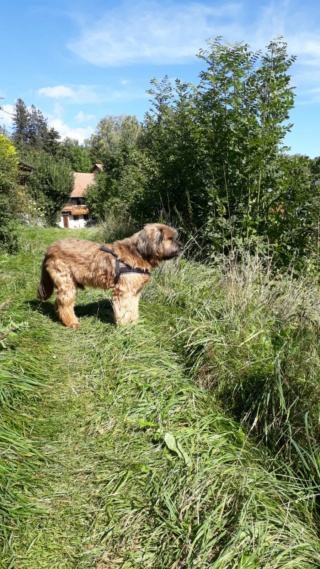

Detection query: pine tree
xmin=12 ymin=98 xmax=29 ymax=147
xmin=44 ymin=127 xmax=61 ymax=156
xmin=26 ymin=105 xmax=48 ymax=148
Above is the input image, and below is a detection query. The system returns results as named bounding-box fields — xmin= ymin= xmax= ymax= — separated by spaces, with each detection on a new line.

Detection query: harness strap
xmin=99 ymin=245 xmax=151 ymax=284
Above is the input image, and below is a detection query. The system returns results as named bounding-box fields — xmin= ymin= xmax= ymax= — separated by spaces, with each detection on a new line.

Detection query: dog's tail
xmin=37 ymin=257 xmax=54 ymax=301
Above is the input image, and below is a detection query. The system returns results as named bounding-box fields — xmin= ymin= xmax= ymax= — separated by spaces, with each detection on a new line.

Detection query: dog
xmin=37 ymin=223 xmax=183 ymax=328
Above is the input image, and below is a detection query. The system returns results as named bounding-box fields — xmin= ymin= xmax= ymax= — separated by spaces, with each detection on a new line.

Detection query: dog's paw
xmin=70 ymin=322 xmax=81 ymax=330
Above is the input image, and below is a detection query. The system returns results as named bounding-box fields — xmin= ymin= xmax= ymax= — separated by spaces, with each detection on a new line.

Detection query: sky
xmin=1 ymin=0 xmax=320 ymax=157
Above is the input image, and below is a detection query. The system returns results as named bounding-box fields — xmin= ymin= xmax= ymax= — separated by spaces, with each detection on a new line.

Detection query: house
xmin=90 ymin=163 xmax=104 ymax=174
xmin=18 ymin=160 xmax=34 ymax=187
xmin=58 ymin=172 xmax=95 ymax=229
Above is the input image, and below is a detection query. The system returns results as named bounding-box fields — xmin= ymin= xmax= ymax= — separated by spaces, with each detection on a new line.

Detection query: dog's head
xmin=136 ymin=223 xmax=183 ymax=264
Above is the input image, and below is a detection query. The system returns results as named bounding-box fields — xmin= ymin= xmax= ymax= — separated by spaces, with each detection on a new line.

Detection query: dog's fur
xmin=37 ymin=223 xmax=183 ymax=328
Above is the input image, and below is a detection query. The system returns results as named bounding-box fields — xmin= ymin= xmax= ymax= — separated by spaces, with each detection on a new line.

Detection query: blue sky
xmin=1 ymin=0 xmax=320 ymax=157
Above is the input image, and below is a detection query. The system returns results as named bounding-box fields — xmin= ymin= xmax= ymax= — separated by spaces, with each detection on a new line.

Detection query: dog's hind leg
xmin=52 ymin=272 xmax=80 ymax=329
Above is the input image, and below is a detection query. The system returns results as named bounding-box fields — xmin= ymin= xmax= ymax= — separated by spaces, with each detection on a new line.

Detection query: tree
xmin=265 ymin=154 xmax=319 ymax=268
xmin=26 ymin=105 xmax=48 ymax=149
xmin=12 ymin=98 xmax=29 ymax=147
xmin=140 ymin=76 xmax=206 ymax=226
xmin=43 ymin=126 xmax=61 ymax=157
xmin=86 ymin=115 xmax=141 ymax=164
xmin=138 ymin=38 xmax=299 ymax=260
xmin=0 ymin=135 xmax=19 ymax=252
xmin=60 ymin=138 xmax=91 ymax=172
xmin=12 ymin=99 xmax=61 ymax=156
xmin=26 ymin=151 xmax=73 ymax=225
xmin=310 ymin=156 xmax=320 ymax=181
xmin=85 ymin=115 xmax=143 ymax=220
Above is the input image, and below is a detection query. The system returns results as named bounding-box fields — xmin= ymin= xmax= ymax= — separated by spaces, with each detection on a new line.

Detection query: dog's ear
xmin=154 ymin=226 xmax=164 ymax=246
xmin=136 ymin=225 xmax=163 ymax=259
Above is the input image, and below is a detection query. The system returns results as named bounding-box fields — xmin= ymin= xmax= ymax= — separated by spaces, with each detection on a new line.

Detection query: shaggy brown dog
xmin=37 ymin=223 xmax=183 ymax=328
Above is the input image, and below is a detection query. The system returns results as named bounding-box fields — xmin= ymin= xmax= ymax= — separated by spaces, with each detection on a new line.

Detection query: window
xmin=73 ymin=215 xmax=79 ymax=221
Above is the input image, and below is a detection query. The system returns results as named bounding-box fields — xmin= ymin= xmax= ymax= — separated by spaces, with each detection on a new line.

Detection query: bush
xmin=25 ymin=151 xmax=73 ymax=225
xmin=0 ymin=135 xmax=20 ymax=252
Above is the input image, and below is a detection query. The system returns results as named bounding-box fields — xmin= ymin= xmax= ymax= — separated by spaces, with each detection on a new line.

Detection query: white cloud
xmin=38 ymin=86 xmax=75 ymax=99
xmin=289 ymin=35 xmax=320 ymax=64
xmin=0 ymin=104 xmax=14 ymax=129
xmin=49 ymin=118 xmax=94 ymax=143
xmin=38 ymin=85 xmax=99 ymax=104
xmin=248 ymin=1 xmax=320 ymax=66
xmin=68 ymin=1 xmax=243 ymax=66
xmin=65 ymin=0 xmax=320 ymax=103
xmin=75 ymin=111 xmax=96 ymax=123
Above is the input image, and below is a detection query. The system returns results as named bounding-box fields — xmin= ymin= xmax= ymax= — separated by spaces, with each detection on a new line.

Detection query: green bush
xmin=0 ymin=135 xmax=20 ymax=253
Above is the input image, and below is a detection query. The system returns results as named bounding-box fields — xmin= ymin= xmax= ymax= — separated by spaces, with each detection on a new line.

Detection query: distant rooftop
xmin=70 ymin=172 xmax=95 ymax=198
xmin=90 ymin=164 xmax=104 ymax=173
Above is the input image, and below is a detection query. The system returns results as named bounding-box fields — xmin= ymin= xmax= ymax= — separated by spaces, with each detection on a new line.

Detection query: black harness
xmin=99 ymin=246 xmax=151 ymax=285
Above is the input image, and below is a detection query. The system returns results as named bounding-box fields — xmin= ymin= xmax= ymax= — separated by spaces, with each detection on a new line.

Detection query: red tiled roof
xmin=70 ymin=173 xmax=95 ymax=198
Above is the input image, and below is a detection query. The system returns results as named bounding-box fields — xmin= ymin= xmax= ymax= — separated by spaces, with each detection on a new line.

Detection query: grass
xmin=0 ymin=225 xmax=320 ymax=567
xmin=146 ymin=255 xmax=320 ymax=488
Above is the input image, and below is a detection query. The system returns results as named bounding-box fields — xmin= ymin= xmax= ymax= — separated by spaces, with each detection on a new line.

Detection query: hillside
xmin=0 ymin=225 xmax=320 ymax=568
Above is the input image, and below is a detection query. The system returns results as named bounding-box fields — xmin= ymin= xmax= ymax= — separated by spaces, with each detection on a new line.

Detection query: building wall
xmin=57 ymin=214 xmax=90 ymax=229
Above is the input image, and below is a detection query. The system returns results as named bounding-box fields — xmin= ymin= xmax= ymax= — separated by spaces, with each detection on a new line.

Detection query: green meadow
xmin=1 ymin=224 xmax=320 ymax=568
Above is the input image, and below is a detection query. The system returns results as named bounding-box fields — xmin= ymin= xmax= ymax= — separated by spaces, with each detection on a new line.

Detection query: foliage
xmin=60 ymin=138 xmax=92 ymax=172
xmin=26 ymin=151 xmax=73 ymax=225
xmin=85 ymin=114 xmax=141 ymax=164
xmin=264 ymin=154 xmax=320 ymax=269
xmin=12 ymin=98 xmax=61 ymax=155
xmin=310 ymin=155 xmax=320 ymax=180
xmin=0 ymin=134 xmax=20 ymax=252
xmin=85 ymin=115 xmax=146 ymax=221
xmin=82 ymin=38 xmax=320 ymax=270
xmin=89 ymin=212 xmax=137 ymax=242
xmin=138 ymin=39 xmax=301 ymax=260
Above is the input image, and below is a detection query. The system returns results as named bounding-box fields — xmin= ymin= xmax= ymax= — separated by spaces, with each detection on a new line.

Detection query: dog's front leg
xmin=112 ymin=289 xmax=141 ymax=325
xmin=112 ymin=276 xmax=148 ymax=325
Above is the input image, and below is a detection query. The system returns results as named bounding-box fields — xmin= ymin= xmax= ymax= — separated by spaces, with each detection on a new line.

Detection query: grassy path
xmin=2 ymin=226 xmax=320 ymax=568
xmin=10 ymin=315 xmax=113 ymax=568
xmin=0 ymin=227 xmax=112 ymax=567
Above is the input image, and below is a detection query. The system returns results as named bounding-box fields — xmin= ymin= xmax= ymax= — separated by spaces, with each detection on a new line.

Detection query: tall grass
xmin=146 ymin=254 xmax=320 ymax=490
xmin=88 ymin=213 xmax=138 ymax=244
xmin=42 ymin=315 xmax=320 ymax=568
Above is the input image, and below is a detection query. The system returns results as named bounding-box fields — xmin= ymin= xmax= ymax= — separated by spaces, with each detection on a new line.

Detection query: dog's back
xmin=37 ymin=238 xmax=103 ymax=302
